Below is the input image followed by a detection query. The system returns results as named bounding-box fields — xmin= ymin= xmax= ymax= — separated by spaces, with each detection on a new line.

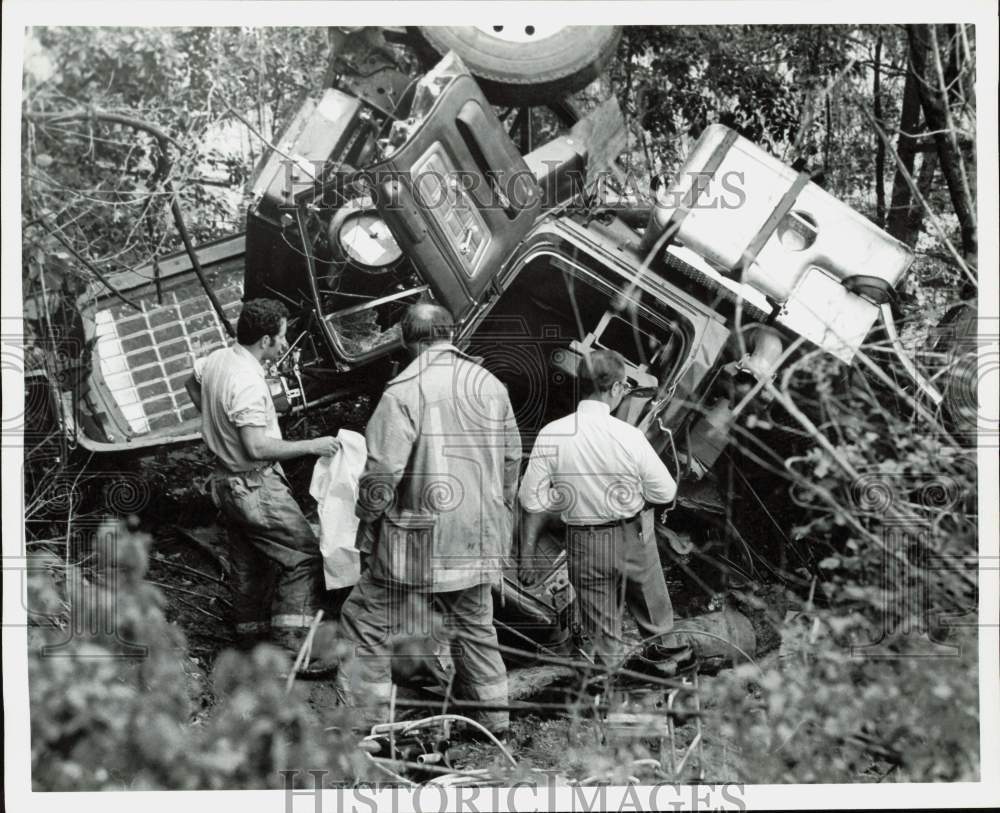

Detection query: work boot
xmin=272 ymin=627 xmax=340 ymax=679
xmin=630 ymin=642 xmax=697 ymax=677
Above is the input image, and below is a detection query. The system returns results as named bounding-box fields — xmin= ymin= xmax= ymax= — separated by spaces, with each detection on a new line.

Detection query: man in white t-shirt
xmin=518 ymin=349 xmax=690 ymax=671
xmin=186 ymin=298 xmax=338 ymax=671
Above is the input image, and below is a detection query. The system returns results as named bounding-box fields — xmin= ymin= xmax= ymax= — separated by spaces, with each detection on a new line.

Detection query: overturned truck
xmin=42 ymin=27 xmax=929 ymax=659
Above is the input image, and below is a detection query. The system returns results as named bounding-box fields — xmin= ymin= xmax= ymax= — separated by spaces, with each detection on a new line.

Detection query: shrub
xmin=28 ymin=518 xmax=364 ymax=790
xmin=706 ymin=339 xmax=979 ymax=783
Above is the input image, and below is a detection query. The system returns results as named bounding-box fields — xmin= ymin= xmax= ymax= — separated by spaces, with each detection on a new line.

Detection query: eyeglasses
xmin=616 ymin=378 xmax=635 ymax=395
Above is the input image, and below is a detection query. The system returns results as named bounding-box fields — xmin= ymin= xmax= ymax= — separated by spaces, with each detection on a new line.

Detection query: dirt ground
xmin=106 ymin=391 xmax=750 ymax=784
xmin=138 ymin=510 xmax=739 ymax=783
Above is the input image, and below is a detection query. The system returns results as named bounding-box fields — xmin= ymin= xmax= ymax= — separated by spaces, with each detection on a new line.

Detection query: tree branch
xmin=859 ymin=103 xmax=976 ymax=288
xmin=929 ymin=25 xmax=977 ymax=233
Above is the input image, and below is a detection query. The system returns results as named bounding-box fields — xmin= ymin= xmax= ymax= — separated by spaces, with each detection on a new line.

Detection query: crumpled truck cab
xmin=64 ymin=48 xmax=914 ymax=494
xmin=54 ymin=44 xmax=918 ymax=649
xmin=238 ymin=52 xmax=916 ymax=639
xmin=62 ymin=46 xmax=915 ymax=490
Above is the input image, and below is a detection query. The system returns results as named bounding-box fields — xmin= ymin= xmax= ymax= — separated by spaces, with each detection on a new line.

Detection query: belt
xmin=566 ymin=512 xmax=641 ymax=531
xmin=212 ymin=460 xmax=278 ymax=477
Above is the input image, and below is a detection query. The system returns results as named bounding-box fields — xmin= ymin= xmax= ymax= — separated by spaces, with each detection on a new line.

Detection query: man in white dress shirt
xmin=518 ymin=349 xmax=689 ymax=670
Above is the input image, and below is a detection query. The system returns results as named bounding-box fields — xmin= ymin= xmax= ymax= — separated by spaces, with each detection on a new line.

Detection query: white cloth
xmin=310 ymin=429 xmax=366 ymax=589
xmin=518 ymin=399 xmax=677 ymax=524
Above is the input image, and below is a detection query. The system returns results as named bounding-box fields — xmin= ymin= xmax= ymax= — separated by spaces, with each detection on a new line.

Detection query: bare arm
xmin=518 ymin=508 xmax=558 ymax=586
xmin=239 ymin=424 xmax=339 ymax=462
xmin=517 ymin=440 xmax=559 ymax=585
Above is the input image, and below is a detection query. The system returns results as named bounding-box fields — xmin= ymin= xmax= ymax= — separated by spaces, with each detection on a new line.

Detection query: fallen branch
xmin=168 ymin=592 xmax=226 ymax=623
xmin=150 ymin=553 xmax=228 ymax=587
xmin=29 ymin=217 xmax=142 ymax=312
xmin=285 ymin=610 xmax=324 ymax=695
xmin=146 ymin=579 xmax=232 ymax=609
xmin=25 ymin=106 xmax=237 ymax=336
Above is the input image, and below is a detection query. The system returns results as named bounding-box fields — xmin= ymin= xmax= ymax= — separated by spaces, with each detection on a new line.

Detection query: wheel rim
xmin=473 ymin=25 xmax=566 ymax=44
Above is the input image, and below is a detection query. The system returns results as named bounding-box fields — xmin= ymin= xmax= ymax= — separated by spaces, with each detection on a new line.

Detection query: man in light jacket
xmin=334 ymin=303 xmax=521 ymax=736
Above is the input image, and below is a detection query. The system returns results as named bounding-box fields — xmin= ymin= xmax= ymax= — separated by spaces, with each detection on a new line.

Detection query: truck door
xmin=369 ymin=53 xmax=542 ymax=325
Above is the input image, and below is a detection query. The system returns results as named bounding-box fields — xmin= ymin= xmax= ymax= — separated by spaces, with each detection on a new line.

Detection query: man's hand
xmin=355 ymin=520 xmax=377 ymax=554
xmin=518 ymin=508 xmax=549 ymax=587
xmin=311 ymin=436 xmax=340 ymax=457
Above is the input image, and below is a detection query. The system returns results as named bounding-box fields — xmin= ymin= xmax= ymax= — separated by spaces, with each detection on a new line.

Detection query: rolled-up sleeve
xmin=228 ymin=381 xmax=270 ymax=428
xmin=636 ymin=432 xmax=677 ymax=505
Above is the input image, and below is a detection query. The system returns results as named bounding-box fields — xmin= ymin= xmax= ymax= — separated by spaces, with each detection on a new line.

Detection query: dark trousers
xmin=565 ymin=510 xmax=674 ymax=667
xmin=334 ymin=571 xmax=510 ymax=731
xmin=210 ymin=464 xmax=324 ymax=638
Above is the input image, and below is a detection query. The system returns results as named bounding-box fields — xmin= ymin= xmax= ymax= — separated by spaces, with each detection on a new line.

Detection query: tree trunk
xmin=943 ymin=24 xmax=977 ymax=215
xmin=886 ymin=38 xmax=923 ymax=245
xmin=873 ymin=34 xmax=886 ymax=226
xmin=321 ymin=27 xmax=346 ymax=88
xmin=824 ymin=93 xmax=833 ymax=174
xmin=903 ymin=150 xmax=938 ymax=245
xmin=906 ymin=23 xmax=977 ymax=260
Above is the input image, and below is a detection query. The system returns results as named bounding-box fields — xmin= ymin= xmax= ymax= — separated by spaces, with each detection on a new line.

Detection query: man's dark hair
xmin=401 ymin=303 xmax=454 ymax=347
xmin=236 ymin=298 xmax=289 ymax=346
xmin=578 ymin=349 xmax=626 ymax=397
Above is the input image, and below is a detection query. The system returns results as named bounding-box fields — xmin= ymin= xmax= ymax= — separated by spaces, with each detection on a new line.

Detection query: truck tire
xmin=412 ymin=26 xmax=623 ymax=106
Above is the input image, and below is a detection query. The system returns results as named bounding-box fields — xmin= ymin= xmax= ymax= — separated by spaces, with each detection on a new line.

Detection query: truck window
xmin=325 ymin=285 xmax=429 ymax=359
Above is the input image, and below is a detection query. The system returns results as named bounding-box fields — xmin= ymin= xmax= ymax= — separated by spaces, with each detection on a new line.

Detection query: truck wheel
xmin=412 ymin=26 xmax=623 ymax=106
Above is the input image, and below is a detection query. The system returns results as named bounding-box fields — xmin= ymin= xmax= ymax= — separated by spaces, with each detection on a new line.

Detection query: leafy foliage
xmin=702 ymin=327 xmax=979 ymax=782
xmin=28 ymin=519 xmax=364 ymax=790
xmin=22 ymin=27 xmax=331 ymax=294
xmin=711 ymin=624 xmax=978 ymax=782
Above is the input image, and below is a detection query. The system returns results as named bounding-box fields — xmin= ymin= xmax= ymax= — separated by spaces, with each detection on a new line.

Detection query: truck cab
xmin=49 ymin=37 xmax=917 ymax=647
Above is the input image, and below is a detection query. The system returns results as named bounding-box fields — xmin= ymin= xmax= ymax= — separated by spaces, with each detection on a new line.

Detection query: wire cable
xmin=397 ymin=714 xmax=517 ymax=768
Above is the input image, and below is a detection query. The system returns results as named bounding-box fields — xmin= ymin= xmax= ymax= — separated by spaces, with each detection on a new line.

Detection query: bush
xmin=28 ymin=518 xmax=364 ymax=791
xmin=706 ymin=339 xmax=979 ymax=783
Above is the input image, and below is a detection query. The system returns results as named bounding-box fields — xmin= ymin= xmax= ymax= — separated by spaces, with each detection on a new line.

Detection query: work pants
xmin=334 ymin=571 xmax=510 ymax=732
xmin=210 ymin=463 xmax=324 ymax=642
xmin=565 ymin=511 xmax=674 ymax=668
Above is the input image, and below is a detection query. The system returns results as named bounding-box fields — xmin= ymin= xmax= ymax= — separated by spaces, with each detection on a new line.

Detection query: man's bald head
xmin=401 ymin=303 xmax=455 ymax=349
